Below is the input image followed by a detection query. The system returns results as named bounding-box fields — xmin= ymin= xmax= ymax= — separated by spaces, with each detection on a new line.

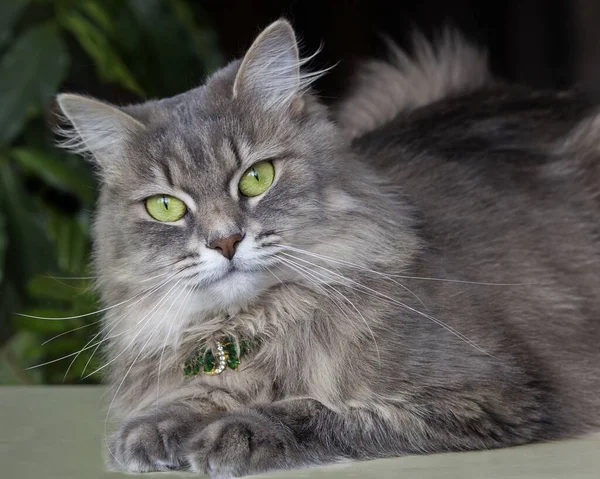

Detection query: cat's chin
xmin=188 ymin=270 xmax=274 ymax=316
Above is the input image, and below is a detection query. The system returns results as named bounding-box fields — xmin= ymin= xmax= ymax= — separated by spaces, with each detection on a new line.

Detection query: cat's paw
xmin=185 ymin=411 xmax=294 ymax=478
xmin=108 ymin=403 xmax=202 ymax=472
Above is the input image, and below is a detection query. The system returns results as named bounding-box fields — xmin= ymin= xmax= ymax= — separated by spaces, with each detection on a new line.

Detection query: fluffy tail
xmin=335 ymin=29 xmax=491 ymax=138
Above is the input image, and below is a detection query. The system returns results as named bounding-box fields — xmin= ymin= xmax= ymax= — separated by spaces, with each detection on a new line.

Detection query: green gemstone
xmin=227 ymin=357 xmax=240 ymax=370
xmin=203 ymin=350 xmax=215 ymax=372
xmin=182 ymin=336 xmax=258 ymax=376
xmin=227 ymin=344 xmax=238 ymax=360
xmin=228 ymin=354 xmax=238 ymax=369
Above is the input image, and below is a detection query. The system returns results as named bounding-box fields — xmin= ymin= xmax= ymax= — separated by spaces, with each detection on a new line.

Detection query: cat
xmin=56 ymin=19 xmax=600 ymax=479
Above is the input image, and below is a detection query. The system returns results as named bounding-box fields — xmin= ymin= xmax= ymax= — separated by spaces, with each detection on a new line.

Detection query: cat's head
xmin=56 ymin=20 xmax=395 ymax=330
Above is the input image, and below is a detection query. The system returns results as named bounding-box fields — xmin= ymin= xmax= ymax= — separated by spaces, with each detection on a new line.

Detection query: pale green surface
xmin=1 ymin=386 xmax=598 ymax=479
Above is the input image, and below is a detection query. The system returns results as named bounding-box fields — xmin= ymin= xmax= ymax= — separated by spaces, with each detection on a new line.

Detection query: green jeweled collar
xmin=183 ymin=336 xmax=256 ymax=377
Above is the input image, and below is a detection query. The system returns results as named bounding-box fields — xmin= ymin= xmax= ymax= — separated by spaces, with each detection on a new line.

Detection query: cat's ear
xmin=233 ymin=20 xmax=304 ymax=111
xmin=56 ymin=93 xmax=145 ymax=169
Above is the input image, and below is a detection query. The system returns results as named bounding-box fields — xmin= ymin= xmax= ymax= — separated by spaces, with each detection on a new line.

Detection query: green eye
xmin=238 ymin=161 xmax=275 ymax=197
xmin=145 ymin=195 xmax=187 ymax=222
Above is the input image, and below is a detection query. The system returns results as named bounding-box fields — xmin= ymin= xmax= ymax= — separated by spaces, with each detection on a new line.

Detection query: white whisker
xmin=284 ymin=245 xmax=529 ymax=286
xmin=82 ymin=278 xmax=186 ymax=379
xmin=284 ymin=245 xmax=429 ymax=310
xmin=28 ymin=272 xmax=182 ymax=374
xmin=281 ymin=252 xmax=496 ymax=359
xmin=156 ymin=283 xmax=195 ymax=411
xmin=277 ymin=256 xmax=381 ymax=364
xmin=41 ymin=318 xmax=103 ymax=346
xmin=103 ymin=281 xmax=184 ymax=470
xmin=66 ymin=272 xmax=185 ymax=380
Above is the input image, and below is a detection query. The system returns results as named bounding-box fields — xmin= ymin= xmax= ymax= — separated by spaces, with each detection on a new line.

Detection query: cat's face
xmin=95 ymin=82 xmax=341 ymax=314
xmin=57 ymin=21 xmax=352 ymax=323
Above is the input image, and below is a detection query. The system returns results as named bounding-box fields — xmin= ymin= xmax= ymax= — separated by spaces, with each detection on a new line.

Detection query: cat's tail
xmin=335 ymin=29 xmax=491 ymax=138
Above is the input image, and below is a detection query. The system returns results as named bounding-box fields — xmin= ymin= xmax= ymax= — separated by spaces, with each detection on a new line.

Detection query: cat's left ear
xmin=233 ymin=20 xmax=304 ymax=112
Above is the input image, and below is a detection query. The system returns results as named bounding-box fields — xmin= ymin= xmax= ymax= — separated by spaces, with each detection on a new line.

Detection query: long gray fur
xmin=56 ymin=19 xmax=600 ymax=479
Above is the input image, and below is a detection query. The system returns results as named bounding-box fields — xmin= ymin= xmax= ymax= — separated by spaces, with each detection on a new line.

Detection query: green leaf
xmin=0 ymin=158 xmax=53 ymax=281
xmin=11 ymin=147 xmax=96 ymax=205
xmin=120 ymin=0 xmax=213 ymax=97
xmin=79 ymin=0 xmax=114 ymax=34
xmin=0 ymin=212 xmax=6 ymax=284
xmin=27 ymin=275 xmax=90 ymax=302
xmin=0 ymin=331 xmax=43 ymax=384
xmin=47 ymin=211 xmax=90 ymax=274
xmin=169 ymin=0 xmax=222 ymax=73
xmin=0 ymin=280 xmax=19 ymax=345
xmin=58 ymin=10 xmax=144 ymax=96
xmin=0 ymin=0 xmax=29 ymax=49
xmin=0 ymin=22 xmax=69 ymax=145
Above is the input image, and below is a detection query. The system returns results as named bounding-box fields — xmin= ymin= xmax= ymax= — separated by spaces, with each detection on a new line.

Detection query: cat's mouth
xmin=197 ymin=252 xmax=269 ymax=289
xmin=206 ymin=262 xmax=256 ymax=285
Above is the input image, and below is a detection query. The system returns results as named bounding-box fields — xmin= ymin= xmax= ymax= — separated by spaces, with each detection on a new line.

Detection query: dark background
xmin=204 ymin=0 xmax=600 ymax=101
xmin=1 ymin=0 xmax=599 ymax=384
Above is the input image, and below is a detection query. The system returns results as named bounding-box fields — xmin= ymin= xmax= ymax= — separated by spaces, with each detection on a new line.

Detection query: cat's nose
xmin=208 ymin=233 xmax=244 ymax=260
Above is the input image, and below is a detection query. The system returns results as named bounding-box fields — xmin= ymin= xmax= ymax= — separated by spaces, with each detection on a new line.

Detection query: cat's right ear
xmin=56 ymin=93 xmax=145 ymax=171
xmin=233 ymin=20 xmax=303 ymax=112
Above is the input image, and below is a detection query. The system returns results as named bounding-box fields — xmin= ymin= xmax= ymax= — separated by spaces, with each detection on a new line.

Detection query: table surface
xmin=1 ymin=386 xmax=598 ymax=479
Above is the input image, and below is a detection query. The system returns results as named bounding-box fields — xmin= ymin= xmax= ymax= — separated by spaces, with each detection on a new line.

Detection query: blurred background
xmin=1 ymin=0 xmax=599 ymax=385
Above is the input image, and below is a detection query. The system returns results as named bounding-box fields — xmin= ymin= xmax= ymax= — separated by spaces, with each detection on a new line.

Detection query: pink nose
xmin=208 ymin=233 xmax=243 ymax=260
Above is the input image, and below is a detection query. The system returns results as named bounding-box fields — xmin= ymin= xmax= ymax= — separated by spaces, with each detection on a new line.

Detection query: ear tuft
xmin=233 ymin=20 xmax=326 ymax=110
xmin=56 ymin=93 xmax=145 ymax=168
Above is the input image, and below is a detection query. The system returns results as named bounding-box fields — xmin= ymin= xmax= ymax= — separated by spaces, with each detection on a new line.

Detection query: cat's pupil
xmin=250 ymin=169 xmax=259 ymax=182
xmin=161 ymin=196 xmax=169 ymax=210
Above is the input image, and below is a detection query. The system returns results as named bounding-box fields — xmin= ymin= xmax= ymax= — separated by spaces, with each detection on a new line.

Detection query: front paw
xmin=108 ymin=403 xmax=202 ymax=472
xmin=186 ymin=412 xmax=295 ymax=478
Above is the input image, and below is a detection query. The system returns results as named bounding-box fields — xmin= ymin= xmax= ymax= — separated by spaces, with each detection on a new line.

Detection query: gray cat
xmin=56 ymin=19 xmax=600 ymax=478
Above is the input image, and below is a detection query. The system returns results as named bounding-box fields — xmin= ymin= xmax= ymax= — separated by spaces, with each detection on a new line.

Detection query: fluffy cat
xmin=56 ymin=19 xmax=600 ymax=478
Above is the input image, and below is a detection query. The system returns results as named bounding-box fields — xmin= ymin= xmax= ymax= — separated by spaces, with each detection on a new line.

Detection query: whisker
xmin=284 ymin=246 xmax=429 ymax=310
xmin=94 ymin=255 xmax=198 ymax=278
xmin=265 ymin=265 xmax=286 ymax=288
xmin=277 ymin=257 xmax=381 ymax=364
xmin=40 ymin=275 xmax=99 ymax=280
xmin=17 ymin=267 xmax=193 ymax=321
xmin=41 ymin=318 xmax=103 ymax=346
xmin=104 ymin=281 xmax=186 ymax=469
xmin=28 ymin=273 xmax=182 ymax=373
xmin=139 ymin=265 xmax=198 ymax=283
xmin=281 ymin=252 xmax=496 ymax=359
xmin=284 ymin=245 xmax=529 ymax=286
xmin=74 ymin=275 xmax=183 ymax=380
xmin=156 ymin=282 xmax=196 ymax=412
xmin=81 ymin=278 xmax=186 ymax=379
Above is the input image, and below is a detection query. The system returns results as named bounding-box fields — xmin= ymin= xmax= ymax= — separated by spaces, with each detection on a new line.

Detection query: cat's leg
xmin=183 ymin=395 xmax=550 ymax=478
xmin=107 ymin=386 xmax=243 ymax=472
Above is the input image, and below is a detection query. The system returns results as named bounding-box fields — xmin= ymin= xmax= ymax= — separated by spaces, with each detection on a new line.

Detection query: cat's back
xmin=353 ymin=85 xmax=600 ymax=230
xmin=355 ymin=85 xmax=595 ymax=173
xmin=354 ymin=85 xmax=600 ymax=313
xmin=351 ymin=86 xmax=600 ymax=426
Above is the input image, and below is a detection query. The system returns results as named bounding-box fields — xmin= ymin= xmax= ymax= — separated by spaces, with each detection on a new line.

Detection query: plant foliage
xmin=0 ymin=0 xmax=221 ymax=384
